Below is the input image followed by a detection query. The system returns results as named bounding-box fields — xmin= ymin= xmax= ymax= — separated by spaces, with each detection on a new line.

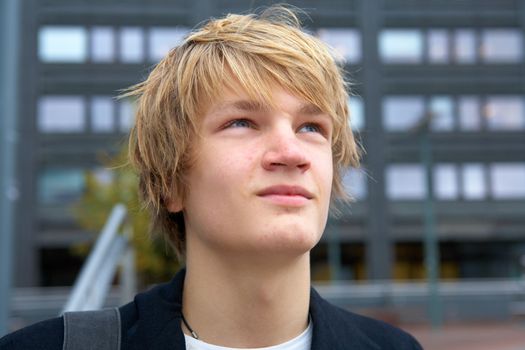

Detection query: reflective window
xmin=91 ymin=26 xmax=115 ymax=63
xmin=348 ymin=96 xmax=364 ymax=131
xmin=481 ymin=29 xmax=522 ymax=63
xmin=386 ymin=164 xmax=426 ymax=200
xmin=343 ymin=168 xmax=367 ymax=200
xmin=38 ymin=96 xmax=85 ymax=133
xmin=92 ymin=167 xmax=114 ymax=186
xmin=462 ymin=163 xmax=486 ymax=200
xmin=484 ymin=96 xmax=524 ymax=130
xmin=490 ymin=163 xmax=525 ymax=199
xmin=430 ymin=96 xmax=454 ymax=131
xmin=39 ymin=26 xmax=87 ymax=63
xmin=38 ymin=168 xmax=85 ymax=205
xmin=120 ymin=27 xmax=144 ymax=63
xmin=317 ymin=28 xmax=361 ymax=63
xmin=379 ymin=30 xmax=423 ymax=63
xmin=428 ymin=29 xmax=449 ymax=64
xmin=459 ymin=96 xmax=481 ymax=131
xmin=149 ymin=27 xmax=188 ymax=62
xmin=454 ymin=29 xmax=476 ymax=64
xmin=383 ymin=96 xmax=425 ymax=131
xmin=91 ymin=96 xmax=114 ymax=132
xmin=434 ymin=164 xmax=458 ymax=200
xmin=119 ymin=100 xmax=134 ymax=132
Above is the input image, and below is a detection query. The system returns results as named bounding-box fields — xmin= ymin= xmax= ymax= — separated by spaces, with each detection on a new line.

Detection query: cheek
xmin=225 ymin=153 xmax=256 ymax=173
xmin=318 ymin=152 xmax=334 ymax=192
xmin=219 ymin=147 xmax=257 ymax=174
xmin=196 ymin=148 xmax=256 ymax=193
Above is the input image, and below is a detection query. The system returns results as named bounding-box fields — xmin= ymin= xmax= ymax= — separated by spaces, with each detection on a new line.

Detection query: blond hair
xmin=126 ymin=6 xmax=360 ymax=258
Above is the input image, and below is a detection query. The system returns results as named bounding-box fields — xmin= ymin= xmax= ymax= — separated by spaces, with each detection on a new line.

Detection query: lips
xmin=257 ymin=185 xmax=313 ymax=200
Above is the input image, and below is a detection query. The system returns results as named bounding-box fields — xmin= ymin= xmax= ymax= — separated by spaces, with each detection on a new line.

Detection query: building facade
xmin=13 ymin=0 xmax=525 ymax=287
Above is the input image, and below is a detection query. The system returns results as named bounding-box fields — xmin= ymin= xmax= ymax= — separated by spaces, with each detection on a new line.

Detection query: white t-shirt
xmin=184 ymin=321 xmax=313 ymax=350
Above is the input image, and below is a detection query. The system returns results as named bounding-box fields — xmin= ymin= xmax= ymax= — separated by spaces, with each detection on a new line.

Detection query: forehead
xmin=203 ymin=85 xmax=326 ymax=118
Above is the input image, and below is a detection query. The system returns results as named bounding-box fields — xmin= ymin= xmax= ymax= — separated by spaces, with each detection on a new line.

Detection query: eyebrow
xmin=230 ymin=100 xmax=269 ymax=113
xmin=298 ymin=103 xmax=324 ymax=116
xmin=214 ymin=99 xmax=325 ymax=116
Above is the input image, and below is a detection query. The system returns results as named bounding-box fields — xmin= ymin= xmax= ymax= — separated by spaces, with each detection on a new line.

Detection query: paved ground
xmin=406 ymin=322 xmax=525 ymax=350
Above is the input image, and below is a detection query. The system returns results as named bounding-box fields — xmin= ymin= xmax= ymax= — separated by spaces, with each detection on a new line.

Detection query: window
xmin=149 ymin=27 xmax=188 ymax=62
xmin=428 ymin=29 xmax=449 ymax=64
xmin=481 ymin=29 xmax=522 ymax=63
xmin=383 ymin=96 xmax=425 ymax=131
xmin=348 ymin=96 xmax=364 ymax=131
xmin=484 ymin=96 xmax=524 ymax=131
xmin=384 ymin=95 xmax=525 ymax=133
xmin=379 ymin=29 xmax=423 ymax=63
xmin=386 ymin=164 xmax=426 ymax=200
xmin=91 ymin=26 xmax=115 ymax=63
xmin=343 ymin=168 xmax=367 ymax=200
xmin=430 ymin=96 xmax=454 ymax=131
xmin=462 ymin=164 xmax=486 ymax=200
xmin=39 ymin=26 xmax=87 ymax=63
xmin=459 ymin=96 xmax=481 ymax=131
xmin=120 ymin=27 xmax=144 ymax=63
xmin=434 ymin=164 xmax=458 ymax=200
xmin=92 ymin=168 xmax=114 ymax=186
xmin=454 ymin=29 xmax=477 ymax=64
xmin=490 ymin=163 xmax=525 ymax=199
xmin=119 ymin=100 xmax=134 ymax=132
xmin=38 ymin=96 xmax=85 ymax=133
xmin=91 ymin=96 xmax=115 ymax=132
xmin=38 ymin=168 xmax=85 ymax=205
xmin=317 ymin=28 xmax=361 ymax=63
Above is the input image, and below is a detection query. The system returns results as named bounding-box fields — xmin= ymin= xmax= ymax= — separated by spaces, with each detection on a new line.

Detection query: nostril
xmin=271 ymin=162 xmax=287 ymax=167
xmin=298 ymin=162 xmax=310 ymax=171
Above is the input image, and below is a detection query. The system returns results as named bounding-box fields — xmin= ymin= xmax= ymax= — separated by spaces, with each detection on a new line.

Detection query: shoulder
xmin=0 ymin=272 xmax=182 ymax=350
xmin=118 ymin=271 xmax=186 ymax=348
xmin=310 ymin=289 xmax=422 ymax=349
xmin=0 ymin=316 xmax=63 ymax=350
xmin=335 ymin=307 xmax=421 ymax=349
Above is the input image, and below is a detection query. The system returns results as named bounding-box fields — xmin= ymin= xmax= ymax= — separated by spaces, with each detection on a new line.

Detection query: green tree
xmin=74 ymin=146 xmax=180 ymax=288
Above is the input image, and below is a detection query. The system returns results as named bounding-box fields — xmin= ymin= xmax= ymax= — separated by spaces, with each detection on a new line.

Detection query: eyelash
xmin=223 ymin=119 xmax=327 ymax=137
xmin=298 ymin=123 xmax=323 ymax=134
xmin=224 ymin=119 xmax=254 ymax=129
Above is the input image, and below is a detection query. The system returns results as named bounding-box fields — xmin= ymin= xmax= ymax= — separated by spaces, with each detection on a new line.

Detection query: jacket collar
xmin=309 ymin=288 xmax=380 ymax=350
xmin=128 ymin=268 xmax=186 ymax=349
xmin=128 ymin=268 xmax=380 ymax=349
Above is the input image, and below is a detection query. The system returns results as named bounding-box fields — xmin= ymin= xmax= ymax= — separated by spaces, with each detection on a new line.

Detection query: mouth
xmin=256 ymin=185 xmax=314 ymax=206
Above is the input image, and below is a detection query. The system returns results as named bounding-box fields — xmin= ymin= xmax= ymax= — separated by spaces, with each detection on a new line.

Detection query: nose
xmin=261 ymin=127 xmax=311 ymax=172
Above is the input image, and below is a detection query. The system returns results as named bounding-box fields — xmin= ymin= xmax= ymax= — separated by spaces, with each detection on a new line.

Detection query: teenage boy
xmin=0 ymin=7 xmax=422 ymax=350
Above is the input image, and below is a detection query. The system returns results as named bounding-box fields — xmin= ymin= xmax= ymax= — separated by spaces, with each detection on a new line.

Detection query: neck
xmin=182 ymin=241 xmax=311 ymax=348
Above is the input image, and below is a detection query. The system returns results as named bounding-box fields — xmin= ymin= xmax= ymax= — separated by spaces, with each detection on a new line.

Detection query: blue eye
xmin=227 ymin=119 xmax=252 ymax=128
xmin=299 ymin=123 xmax=322 ymax=133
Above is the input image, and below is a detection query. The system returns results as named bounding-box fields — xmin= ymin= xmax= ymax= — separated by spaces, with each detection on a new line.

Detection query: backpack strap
xmin=62 ymin=308 xmax=121 ymax=350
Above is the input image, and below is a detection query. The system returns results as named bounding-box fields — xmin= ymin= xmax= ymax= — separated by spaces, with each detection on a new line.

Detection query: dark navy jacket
xmin=0 ymin=269 xmax=423 ymax=349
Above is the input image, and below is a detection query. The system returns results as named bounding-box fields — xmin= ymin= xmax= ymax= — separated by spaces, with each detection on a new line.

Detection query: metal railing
xmin=0 ymin=0 xmax=21 ymax=337
xmin=62 ymin=204 xmax=136 ymax=313
xmin=314 ymin=279 xmax=525 ymax=299
xmin=314 ymin=278 xmax=525 ymax=323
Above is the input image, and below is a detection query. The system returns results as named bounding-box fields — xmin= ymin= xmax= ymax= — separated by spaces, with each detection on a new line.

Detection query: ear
xmin=166 ymin=197 xmax=183 ymax=213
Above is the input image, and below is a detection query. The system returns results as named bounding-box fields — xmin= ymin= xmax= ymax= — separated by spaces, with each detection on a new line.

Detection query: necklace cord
xmin=181 ymin=312 xmax=199 ymax=339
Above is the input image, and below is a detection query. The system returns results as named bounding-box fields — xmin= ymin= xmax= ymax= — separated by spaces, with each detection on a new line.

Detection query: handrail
xmin=314 ymin=279 xmax=525 ymax=298
xmin=62 ymin=204 xmax=136 ymax=313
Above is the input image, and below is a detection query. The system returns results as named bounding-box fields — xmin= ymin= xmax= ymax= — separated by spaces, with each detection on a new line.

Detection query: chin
xmin=255 ymin=224 xmax=322 ymax=256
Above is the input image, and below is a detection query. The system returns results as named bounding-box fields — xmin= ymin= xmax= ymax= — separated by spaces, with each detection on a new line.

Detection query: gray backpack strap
xmin=62 ymin=308 xmax=121 ymax=350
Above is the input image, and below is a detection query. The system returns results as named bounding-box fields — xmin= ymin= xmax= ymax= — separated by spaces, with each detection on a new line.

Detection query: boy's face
xmin=170 ymin=85 xmax=333 ymax=258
